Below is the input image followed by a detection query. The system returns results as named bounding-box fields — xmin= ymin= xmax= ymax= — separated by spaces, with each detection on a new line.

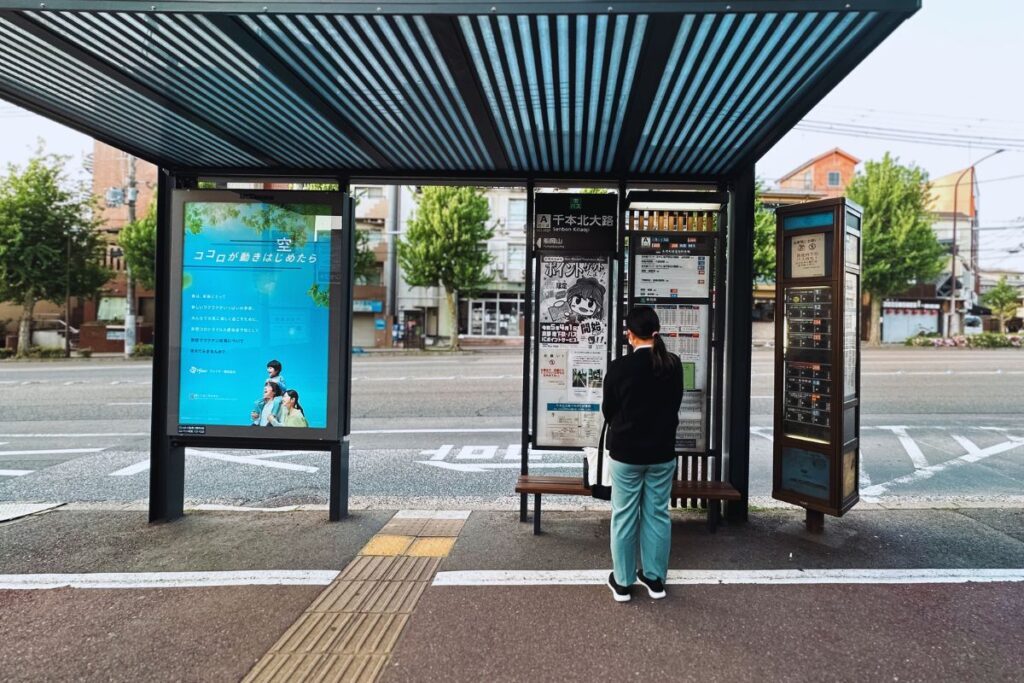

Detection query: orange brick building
xmin=777 ymin=148 xmax=860 ymax=198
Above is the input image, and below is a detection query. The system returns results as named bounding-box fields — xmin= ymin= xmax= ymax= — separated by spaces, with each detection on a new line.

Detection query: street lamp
xmin=948 ymin=148 xmax=1003 ymax=336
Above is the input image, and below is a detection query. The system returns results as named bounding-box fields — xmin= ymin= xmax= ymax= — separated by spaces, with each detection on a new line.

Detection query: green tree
xmin=120 ymin=199 xmax=156 ymax=291
xmin=846 ymin=153 xmax=945 ymax=345
xmin=0 ymin=153 xmax=109 ymax=355
xmin=398 ymin=186 xmax=493 ymax=350
xmin=982 ymin=276 xmax=1021 ymax=333
xmin=753 ymin=181 xmax=777 ymax=283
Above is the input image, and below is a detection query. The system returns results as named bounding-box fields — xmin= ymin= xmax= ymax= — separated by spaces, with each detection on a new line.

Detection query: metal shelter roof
xmin=0 ymin=1 xmax=919 ymax=180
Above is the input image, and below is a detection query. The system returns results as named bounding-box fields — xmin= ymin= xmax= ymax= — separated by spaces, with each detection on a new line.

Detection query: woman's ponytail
xmin=650 ymin=332 xmax=673 ymax=376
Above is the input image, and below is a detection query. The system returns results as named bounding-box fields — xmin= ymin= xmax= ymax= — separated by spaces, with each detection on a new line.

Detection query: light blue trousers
xmin=609 ymin=458 xmax=676 ymax=587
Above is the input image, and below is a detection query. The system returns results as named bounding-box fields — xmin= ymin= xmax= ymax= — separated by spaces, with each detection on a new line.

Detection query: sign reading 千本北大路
xmin=534 ymin=193 xmax=617 ymax=253
xmin=167 ymin=192 xmax=345 ymax=440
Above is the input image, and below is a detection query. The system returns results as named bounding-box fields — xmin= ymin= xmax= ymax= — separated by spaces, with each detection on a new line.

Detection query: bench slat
xmin=516 ymin=475 xmax=740 ymax=501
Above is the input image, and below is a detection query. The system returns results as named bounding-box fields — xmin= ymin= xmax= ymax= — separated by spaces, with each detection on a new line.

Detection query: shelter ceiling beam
xmin=204 ymin=14 xmax=392 ymax=169
xmin=0 ymin=10 xmax=281 ymax=167
xmin=0 ymin=79 xmax=171 ymax=167
xmin=0 ymin=2 xmax=924 ymax=15
xmin=609 ymin=13 xmax=682 ymax=175
xmin=422 ymin=15 xmax=510 ymax=171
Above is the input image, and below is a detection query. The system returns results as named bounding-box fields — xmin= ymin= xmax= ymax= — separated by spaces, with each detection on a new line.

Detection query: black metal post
xmin=331 ymin=182 xmax=355 ymax=521
xmin=330 ymin=440 xmax=348 ymax=521
xmin=149 ymin=169 xmax=185 ymax=522
xmin=520 ymin=179 xmax=535 ymax=523
xmin=725 ymin=166 xmax=755 ymax=523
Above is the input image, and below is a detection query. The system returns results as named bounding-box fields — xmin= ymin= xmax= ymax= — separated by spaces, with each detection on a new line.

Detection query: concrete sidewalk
xmin=1 ymin=506 xmax=1022 ymax=682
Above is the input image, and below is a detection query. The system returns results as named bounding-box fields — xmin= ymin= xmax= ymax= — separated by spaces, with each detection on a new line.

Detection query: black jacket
xmin=601 ymin=347 xmax=683 ymax=465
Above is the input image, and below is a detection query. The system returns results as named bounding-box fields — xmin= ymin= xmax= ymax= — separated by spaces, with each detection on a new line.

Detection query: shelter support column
xmin=149 ymin=169 xmax=184 ymax=522
xmin=725 ymin=166 xmax=755 ymax=522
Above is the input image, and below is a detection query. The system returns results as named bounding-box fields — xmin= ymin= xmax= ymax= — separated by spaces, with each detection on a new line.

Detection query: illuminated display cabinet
xmin=772 ymin=197 xmax=863 ymax=518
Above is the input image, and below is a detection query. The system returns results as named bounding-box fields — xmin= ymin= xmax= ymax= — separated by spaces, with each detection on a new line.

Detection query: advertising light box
xmin=167 ymin=190 xmax=345 ymax=441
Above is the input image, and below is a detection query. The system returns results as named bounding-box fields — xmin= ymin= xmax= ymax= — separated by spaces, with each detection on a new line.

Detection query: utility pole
xmin=948 ymin=148 xmax=1002 ymax=337
xmin=123 ymin=154 xmax=137 ymax=358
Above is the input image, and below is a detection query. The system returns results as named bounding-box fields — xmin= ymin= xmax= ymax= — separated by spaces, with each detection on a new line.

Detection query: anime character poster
xmin=535 ymin=255 xmax=610 ymax=448
xmin=177 ymin=201 xmax=334 ymax=431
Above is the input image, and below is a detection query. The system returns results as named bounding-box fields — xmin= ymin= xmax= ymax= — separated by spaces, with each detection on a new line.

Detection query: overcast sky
xmin=1 ymin=0 xmax=1021 ymax=270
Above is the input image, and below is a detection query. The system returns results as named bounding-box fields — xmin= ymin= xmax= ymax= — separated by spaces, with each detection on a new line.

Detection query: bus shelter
xmin=0 ymin=1 xmax=919 ymax=523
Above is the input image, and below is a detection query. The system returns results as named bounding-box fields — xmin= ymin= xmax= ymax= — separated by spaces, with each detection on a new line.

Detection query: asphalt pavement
xmin=1 ymin=506 xmax=1021 ymax=682
xmin=1 ymin=348 xmax=1022 ymax=510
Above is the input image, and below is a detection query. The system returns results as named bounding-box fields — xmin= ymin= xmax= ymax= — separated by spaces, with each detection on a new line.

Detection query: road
xmin=0 ymin=348 xmax=1022 ymax=509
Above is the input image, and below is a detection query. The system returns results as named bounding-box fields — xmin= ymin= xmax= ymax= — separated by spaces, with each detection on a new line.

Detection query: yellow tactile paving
xmin=419 ymin=519 xmax=465 ymax=537
xmin=381 ymin=556 xmax=441 ymax=582
xmin=338 ymin=555 xmax=399 ymax=582
xmin=242 ymin=511 xmax=469 ymax=683
xmin=359 ymin=534 xmax=414 ymax=556
xmin=406 ymin=536 xmax=457 ymax=557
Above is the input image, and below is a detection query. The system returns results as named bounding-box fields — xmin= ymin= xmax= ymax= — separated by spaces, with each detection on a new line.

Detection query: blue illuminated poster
xmin=178 ymin=202 xmax=334 ymax=430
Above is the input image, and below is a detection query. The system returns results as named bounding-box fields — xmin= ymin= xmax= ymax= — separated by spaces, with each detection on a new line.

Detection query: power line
xmin=929 ymin=173 xmax=1024 ymax=189
xmin=794 ymin=121 xmax=1024 ymax=151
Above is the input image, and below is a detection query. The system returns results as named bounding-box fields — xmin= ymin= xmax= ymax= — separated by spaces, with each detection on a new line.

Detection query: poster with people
xmin=177 ymin=201 xmax=335 ymax=432
xmin=536 ymin=255 xmax=610 ymax=448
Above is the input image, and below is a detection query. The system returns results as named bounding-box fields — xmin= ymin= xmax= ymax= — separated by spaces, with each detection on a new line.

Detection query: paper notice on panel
xmin=535 ymin=255 xmax=610 ymax=448
xmin=636 ymin=252 xmax=709 ymax=299
xmin=790 ymin=232 xmax=826 ymax=278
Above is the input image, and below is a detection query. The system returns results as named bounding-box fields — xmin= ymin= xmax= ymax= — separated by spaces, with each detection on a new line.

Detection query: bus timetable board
xmin=773 ymin=197 xmax=862 ymax=517
xmin=629 ymin=233 xmax=714 ymax=452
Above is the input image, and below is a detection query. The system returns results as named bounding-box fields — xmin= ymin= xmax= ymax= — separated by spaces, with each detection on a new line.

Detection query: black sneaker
xmin=637 ymin=572 xmax=666 ymax=599
xmin=607 ymin=572 xmax=632 ymax=602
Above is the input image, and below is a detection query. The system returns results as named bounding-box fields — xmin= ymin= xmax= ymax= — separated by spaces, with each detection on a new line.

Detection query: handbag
xmin=582 ymin=422 xmax=612 ymax=501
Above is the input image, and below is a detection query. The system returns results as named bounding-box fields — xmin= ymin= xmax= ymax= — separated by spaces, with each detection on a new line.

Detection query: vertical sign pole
xmin=331 ymin=183 xmax=354 ymax=521
xmin=519 ymin=179 xmax=535 ymax=523
xmin=149 ymin=169 xmax=184 ymax=523
xmin=616 ymin=180 xmax=627 ymax=360
xmin=725 ymin=167 xmax=755 ymax=522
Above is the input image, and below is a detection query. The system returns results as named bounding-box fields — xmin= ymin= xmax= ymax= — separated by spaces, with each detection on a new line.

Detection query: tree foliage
xmin=120 ymin=198 xmax=156 ymax=291
xmin=398 ymin=186 xmax=493 ymax=349
xmin=753 ymin=181 xmax=777 ymax=283
xmin=846 ymin=154 xmax=945 ymax=344
xmin=982 ymin=276 xmax=1021 ymax=333
xmin=0 ymin=153 xmax=109 ymax=353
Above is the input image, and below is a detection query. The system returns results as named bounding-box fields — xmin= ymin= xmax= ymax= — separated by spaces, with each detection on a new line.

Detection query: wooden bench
xmin=516 ymin=474 xmax=740 ymax=535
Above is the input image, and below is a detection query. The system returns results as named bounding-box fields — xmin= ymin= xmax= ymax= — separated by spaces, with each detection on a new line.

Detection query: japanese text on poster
xmin=536 ymin=255 xmax=610 ymax=447
xmin=790 ymin=232 xmax=826 ymax=278
xmin=178 ymin=202 xmax=336 ymax=431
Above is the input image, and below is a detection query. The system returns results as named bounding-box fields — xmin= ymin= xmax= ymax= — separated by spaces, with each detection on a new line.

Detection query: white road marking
xmin=109 ymin=460 xmax=152 ymax=476
xmin=861 ymin=434 xmax=1024 ymax=500
xmin=0 ymin=570 xmax=339 ymax=590
xmin=456 ymin=445 xmax=499 ymax=460
xmin=107 ymin=402 xmax=150 ymax=406
xmin=750 ymin=427 xmax=774 ymax=443
xmin=189 ymin=449 xmax=318 ymax=473
xmin=432 ymin=568 xmax=1024 ymax=587
xmin=0 ymin=469 xmax=33 ymax=476
xmin=876 ymin=426 xmax=930 ymax=470
xmin=0 ymin=447 xmax=105 ymax=457
xmin=0 ymin=433 xmax=147 ymax=438
xmin=0 ymin=364 xmax=146 ymax=373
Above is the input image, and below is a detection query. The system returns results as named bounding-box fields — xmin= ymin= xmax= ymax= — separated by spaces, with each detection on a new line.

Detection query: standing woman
xmin=602 ymin=306 xmax=683 ymax=602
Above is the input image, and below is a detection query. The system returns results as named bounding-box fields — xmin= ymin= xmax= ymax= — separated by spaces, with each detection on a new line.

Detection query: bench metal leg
xmin=519 ymin=492 xmax=528 ymax=522
xmin=533 ymin=493 xmax=541 ymax=535
xmin=707 ymin=501 xmax=720 ymax=533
